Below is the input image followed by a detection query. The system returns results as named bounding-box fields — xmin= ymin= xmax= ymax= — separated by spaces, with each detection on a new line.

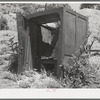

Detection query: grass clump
xmin=3 ymin=71 xmax=17 ymax=82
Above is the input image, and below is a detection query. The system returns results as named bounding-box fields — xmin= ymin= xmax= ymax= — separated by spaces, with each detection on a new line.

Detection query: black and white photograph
xmin=0 ymin=2 xmax=100 ymax=90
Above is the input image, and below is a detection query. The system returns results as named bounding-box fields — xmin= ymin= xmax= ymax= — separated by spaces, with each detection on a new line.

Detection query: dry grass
xmin=0 ymin=69 xmax=63 ymax=88
xmin=17 ymin=70 xmax=62 ymax=88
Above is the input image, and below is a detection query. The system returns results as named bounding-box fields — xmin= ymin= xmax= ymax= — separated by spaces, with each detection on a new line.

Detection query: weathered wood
xmin=29 ymin=22 xmax=42 ymax=70
xmin=63 ymin=10 xmax=76 ymax=55
xmin=24 ymin=25 xmax=33 ymax=70
xmin=17 ymin=12 xmax=25 ymax=73
xmin=17 ymin=12 xmax=32 ymax=73
xmin=63 ymin=8 xmax=88 ymax=56
xmin=27 ymin=7 xmax=63 ymax=20
xmin=64 ymin=12 xmax=76 ymax=46
xmin=17 ymin=7 xmax=88 ymax=76
xmin=76 ymin=16 xmax=87 ymax=48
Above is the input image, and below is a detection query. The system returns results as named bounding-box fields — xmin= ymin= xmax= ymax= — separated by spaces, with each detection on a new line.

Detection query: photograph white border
xmin=0 ymin=1 xmax=100 ymax=99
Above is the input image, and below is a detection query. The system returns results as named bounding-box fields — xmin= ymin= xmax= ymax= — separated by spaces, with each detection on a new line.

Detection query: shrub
xmin=0 ymin=16 xmax=9 ymax=30
xmin=44 ymin=3 xmax=71 ymax=10
xmin=60 ymin=45 xmax=100 ymax=88
xmin=8 ymin=37 xmax=18 ymax=73
xmin=62 ymin=55 xmax=89 ymax=88
xmin=80 ymin=4 xmax=96 ymax=9
xmin=8 ymin=54 xmax=18 ymax=73
xmin=57 ymin=32 xmax=100 ymax=88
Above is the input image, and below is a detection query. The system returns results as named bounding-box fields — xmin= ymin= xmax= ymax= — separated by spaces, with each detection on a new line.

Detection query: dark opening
xmin=29 ymin=13 xmax=60 ymax=73
xmin=42 ymin=63 xmax=55 ymax=75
